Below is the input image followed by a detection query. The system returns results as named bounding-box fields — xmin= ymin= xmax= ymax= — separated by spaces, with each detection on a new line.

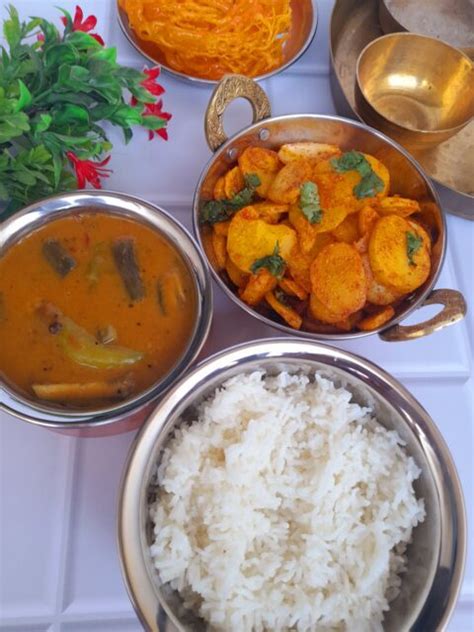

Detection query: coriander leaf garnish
xmin=354 ymin=171 xmax=385 ymax=199
xmin=299 ymin=181 xmax=323 ymax=224
xmin=331 ymin=150 xmax=384 ymax=200
xmin=250 ymin=242 xmax=286 ymax=279
xmin=200 ymin=173 xmax=261 ymax=224
xmin=330 ymin=150 xmax=366 ymax=173
xmin=406 ymin=231 xmax=423 ymax=266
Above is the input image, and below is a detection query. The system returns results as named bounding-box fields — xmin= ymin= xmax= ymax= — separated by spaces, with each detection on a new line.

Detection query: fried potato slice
xmin=227 ymin=210 xmax=297 ymax=273
xmin=240 ymin=269 xmax=277 ymax=306
xmin=361 ymin=254 xmax=401 ymax=306
xmin=377 ymin=196 xmax=421 ymax=218
xmin=313 ymin=153 xmax=390 ymax=215
xmin=309 ymin=292 xmax=348 ymax=325
xmin=213 ymin=220 xmax=231 ymax=236
xmin=358 ymin=306 xmax=395 ymax=331
xmin=241 ymin=202 xmax=289 ymax=224
xmin=278 ymin=277 xmax=308 ymax=300
xmin=211 ymin=231 xmax=227 ymax=270
xmin=213 ymin=176 xmax=226 ymax=200
xmin=267 ymin=159 xmax=314 ymax=204
xmin=369 ymin=215 xmax=431 ymax=294
xmin=224 ymin=166 xmax=245 ymax=199
xmin=331 ymin=213 xmax=359 ymax=243
xmin=238 ymin=146 xmax=281 ymax=197
xmin=358 ymin=205 xmax=380 ymax=236
xmin=278 ymin=142 xmax=341 ymax=165
xmin=286 ymin=234 xmax=334 ymax=292
xmin=265 ymin=291 xmax=303 ymax=329
xmin=288 ymin=202 xmax=347 ymax=253
xmin=202 ymin=230 xmax=219 ymax=270
xmin=310 ymin=243 xmax=367 ymax=316
xmin=226 ymin=257 xmax=249 ymax=288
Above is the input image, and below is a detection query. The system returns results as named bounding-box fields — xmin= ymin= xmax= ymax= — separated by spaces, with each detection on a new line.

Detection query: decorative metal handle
xmin=205 ymin=74 xmax=272 ymax=152
xmin=379 ymin=289 xmax=467 ymax=342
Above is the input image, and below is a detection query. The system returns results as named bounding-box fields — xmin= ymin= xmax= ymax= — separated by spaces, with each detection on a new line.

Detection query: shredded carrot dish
xmin=119 ymin=0 xmax=292 ymax=80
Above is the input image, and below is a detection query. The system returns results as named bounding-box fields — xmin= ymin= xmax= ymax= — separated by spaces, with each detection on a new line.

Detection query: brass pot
xmin=0 ymin=191 xmax=213 ymax=436
xmin=192 ymin=75 xmax=466 ymax=342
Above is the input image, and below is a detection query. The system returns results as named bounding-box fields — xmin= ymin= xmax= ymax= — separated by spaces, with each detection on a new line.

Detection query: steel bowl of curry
xmin=193 ymin=75 xmax=466 ymax=342
xmin=0 ymin=191 xmax=213 ymax=435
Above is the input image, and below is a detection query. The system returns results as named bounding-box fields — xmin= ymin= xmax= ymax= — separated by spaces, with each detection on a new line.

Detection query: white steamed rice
xmin=149 ymin=371 xmax=426 ymax=631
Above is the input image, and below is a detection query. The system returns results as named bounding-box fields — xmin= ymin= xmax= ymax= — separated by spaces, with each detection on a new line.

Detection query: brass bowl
xmin=355 ymin=33 xmax=474 ymax=148
xmin=192 ymin=75 xmax=466 ymax=343
xmin=116 ymin=0 xmax=317 ymax=85
xmin=378 ymin=0 xmax=474 ymax=59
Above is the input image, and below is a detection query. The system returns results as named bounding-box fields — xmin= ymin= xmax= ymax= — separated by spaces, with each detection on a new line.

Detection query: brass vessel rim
xmin=356 ymin=32 xmax=474 ymax=136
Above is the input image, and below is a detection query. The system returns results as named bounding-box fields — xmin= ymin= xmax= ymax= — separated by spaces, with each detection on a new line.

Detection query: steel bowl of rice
xmin=118 ymin=338 xmax=466 ymax=632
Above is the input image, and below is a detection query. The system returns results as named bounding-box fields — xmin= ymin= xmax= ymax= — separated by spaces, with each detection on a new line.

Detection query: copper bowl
xmin=192 ymin=75 xmax=466 ymax=343
xmin=0 ymin=191 xmax=213 ymax=437
xmin=355 ymin=33 xmax=474 ymax=148
xmin=116 ymin=0 xmax=317 ymax=85
xmin=118 ymin=338 xmax=466 ymax=632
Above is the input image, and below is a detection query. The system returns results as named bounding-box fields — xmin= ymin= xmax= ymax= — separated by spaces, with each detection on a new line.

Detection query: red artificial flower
xmin=141 ymin=67 xmax=165 ymax=97
xmin=66 ymin=152 xmax=112 ymax=189
xmin=143 ymin=100 xmax=172 ymax=141
xmin=62 ymin=5 xmax=105 ymax=45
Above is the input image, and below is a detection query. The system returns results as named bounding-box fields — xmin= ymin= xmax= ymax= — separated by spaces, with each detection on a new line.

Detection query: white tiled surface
xmin=0 ymin=1 xmax=473 ymax=631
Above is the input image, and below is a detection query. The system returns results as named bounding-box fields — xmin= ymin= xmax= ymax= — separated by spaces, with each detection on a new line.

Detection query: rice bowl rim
xmin=117 ymin=337 xmax=466 ymax=632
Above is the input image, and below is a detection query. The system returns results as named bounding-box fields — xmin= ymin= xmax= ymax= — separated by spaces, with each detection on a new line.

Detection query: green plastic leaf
xmin=34 ymin=113 xmax=52 ymax=133
xmin=0 ymin=111 xmax=30 ymax=142
xmin=53 ymin=103 xmax=90 ymax=127
xmin=0 ymin=181 xmax=8 ymax=200
xmin=45 ymin=43 xmax=79 ymax=68
xmin=299 ymin=181 xmax=323 ymax=224
xmin=3 ymin=6 xmax=21 ymax=50
xmin=15 ymin=79 xmax=32 ymax=111
xmin=406 ymin=231 xmax=423 ymax=266
xmin=250 ymin=243 xmax=286 ymax=279
xmin=66 ymin=31 xmax=102 ymax=50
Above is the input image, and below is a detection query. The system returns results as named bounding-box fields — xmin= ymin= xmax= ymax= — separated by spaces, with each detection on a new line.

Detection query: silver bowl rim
xmin=118 ymin=337 xmax=467 ymax=632
xmin=116 ymin=0 xmax=318 ymax=86
xmin=0 ymin=189 xmax=214 ymax=428
xmin=192 ymin=112 xmax=447 ymax=340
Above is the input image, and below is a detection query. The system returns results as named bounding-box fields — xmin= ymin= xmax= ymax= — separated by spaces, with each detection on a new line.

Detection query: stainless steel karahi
xmin=118 ymin=338 xmax=466 ymax=632
xmin=192 ymin=75 xmax=466 ymax=342
xmin=116 ymin=0 xmax=317 ymax=86
xmin=0 ymin=191 xmax=213 ymax=436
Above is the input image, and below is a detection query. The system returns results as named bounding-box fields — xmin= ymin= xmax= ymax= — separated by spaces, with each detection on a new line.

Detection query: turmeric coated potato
xmin=227 ymin=209 xmax=297 ymax=273
xmin=238 ymin=146 xmax=281 ymax=197
xmin=278 ymin=142 xmax=341 ymax=165
xmin=331 ymin=213 xmax=359 ymax=243
xmin=247 ymin=202 xmax=289 ymax=224
xmin=310 ymin=243 xmax=367 ymax=317
xmin=309 ymin=292 xmax=348 ymax=325
xmin=286 ymin=234 xmax=334 ymax=292
xmin=240 ymin=269 xmax=277 ymax=306
xmin=369 ymin=215 xmax=431 ymax=294
xmin=278 ymin=277 xmax=308 ymax=300
xmin=361 ymin=255 xmax=401 ymax=306
xmin=213 ymin=176 xmax=226 ymax=200
xmin=267 ymin=159 xmax=314 ymax=204
xmin=211 ymin=231 xmax=227 ymax=271
xmin=265 ymin=291 xmax=303 ymax=329
xmin=224 ymin=166 xmax=245 ymax=199
xmin=357 ymin=306 xmax=395 ymax=331
xmin=226 ymin=258 xmax=249 ymax=288
xmin=358 ymin=205 xmax=380 ymax=236
xmin=377 ymin=196 xmax=421 ymax=218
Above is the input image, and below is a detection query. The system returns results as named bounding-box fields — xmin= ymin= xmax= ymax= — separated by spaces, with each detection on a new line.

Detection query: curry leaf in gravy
xmin=299 ymin=181 xmax=323 ymax=224
xmin=112 ymin=238 xmax=145 ymax=301
xmin=251 ymin=242 xmax=286 ymax=279
xmin=200 ymin=173 xmax=261 ymax=224
xmin=406 ymin=231 xmax=423 ymax=266
xmin=42 ymin=239 xmax=76 ymax=277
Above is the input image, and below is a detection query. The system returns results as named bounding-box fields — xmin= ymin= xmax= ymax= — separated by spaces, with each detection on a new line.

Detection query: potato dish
xmin=200 ymin=143 xmax=432 ymax=333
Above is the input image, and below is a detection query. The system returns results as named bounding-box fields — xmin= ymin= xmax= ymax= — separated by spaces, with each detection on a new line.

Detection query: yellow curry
xmin=0 ymin=212 xmax=196 ymax=407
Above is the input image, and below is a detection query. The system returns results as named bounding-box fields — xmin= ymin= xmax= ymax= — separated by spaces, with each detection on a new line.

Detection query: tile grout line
xmin=53 ymin=437 xmax=80 ymax=631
